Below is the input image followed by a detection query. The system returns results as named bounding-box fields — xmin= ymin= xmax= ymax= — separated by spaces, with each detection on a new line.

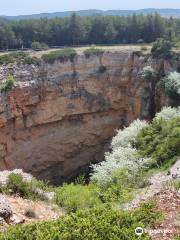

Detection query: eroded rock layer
xmin=0 ymin=51 xmax=175 ymax=183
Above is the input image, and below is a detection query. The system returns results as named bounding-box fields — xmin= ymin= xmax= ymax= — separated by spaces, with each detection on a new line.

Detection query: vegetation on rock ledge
xmin=0 ymin=51 xmax=40 ymax=65
xmin=42 ymin=48 xmax=77 ymax=63
xmin=0 ymin=75 xmax=16 ymax=93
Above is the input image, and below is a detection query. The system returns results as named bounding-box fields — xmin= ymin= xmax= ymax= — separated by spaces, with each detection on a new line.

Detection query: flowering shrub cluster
xmin=139 ymin=66 xmax=157 ymax=81
xmin=161 ymin=71 xmax=180 ymax=98
xmin=155 ymin=106 xmax=180 ymax=121
xmin=91 ymin=120 xmax=149 ymax=186
xmin=91 ymin=107 xmax=180 ymax=186
xmin=111 ymin=119 xmax=147 ymax=149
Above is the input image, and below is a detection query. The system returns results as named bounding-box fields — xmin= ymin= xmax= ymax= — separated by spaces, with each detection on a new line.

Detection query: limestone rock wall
xmin=0 ymin=51 xmax=174 ymax=183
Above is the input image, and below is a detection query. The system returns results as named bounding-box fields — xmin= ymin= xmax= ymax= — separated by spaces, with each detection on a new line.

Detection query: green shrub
xmin=100 ymin=168 xmax=134 ymax=204
xmin=0 ymin=54 xmax=14 ymax=65
xmin=151 ymin=38 xmax=173 ymax=59
xmin=31 ymin=42 xmax=49 ymax=51
xmin=84 ymin=47 xmax=104 ymax=58
xmin=100 ymin=168 xmax=149 ymax=204
xmin=5 ymin=173 xmax=50 ymax=200
xmin=0 ymin=51 xmax=40 ymax=65
xmin=11 ymin=51 xmax=40 ymax=65
xmin=7 ymin=173 xmax=32 ymax=198
xmin=0 ymin=75 xmax=16 ymax=93
xmin=135 ymin=117 xmax=180 ymax=168
xmin=22 ymin=56 xmax=40 ymax=65
xmin=55 ymin=183 xmax=102 ymax=213
xmin=140 ymin=66 xmax=157 ymax=81
xmin=42 ymin=48 xmax=77 ymax=63
xmin=9 ymin=51 xmax=28 ymax=59
xmin=141 ymin=46 xmax=148 ymax=51
xmin=133 ymin=50 xmax=144 ymax=57
xmin=0 ymin=202 xmax=160 ymax=240
xmin=74 ymin=174 xmax=86 ymax=185
xmin=173 ymin=235 xmax=180 ymax=240
xmin=161 ymin=71 xmax=180 ymax=99
xmin=0 ymin=51 xmax=28 ymax=65
xmin=0 ymin=51 xmax=28 ymax=64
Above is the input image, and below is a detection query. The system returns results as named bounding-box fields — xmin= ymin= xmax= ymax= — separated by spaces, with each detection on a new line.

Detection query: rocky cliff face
xmin=0 ymin=51 xmax=176 ymax=184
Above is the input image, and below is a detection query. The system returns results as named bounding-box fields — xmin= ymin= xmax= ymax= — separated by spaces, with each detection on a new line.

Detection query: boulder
xmin=0 ymin=194 xmax=12 ymax=223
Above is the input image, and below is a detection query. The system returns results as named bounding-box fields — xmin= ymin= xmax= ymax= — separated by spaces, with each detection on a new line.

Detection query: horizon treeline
xmin=0 ymin=13 xmax=179 ymax=50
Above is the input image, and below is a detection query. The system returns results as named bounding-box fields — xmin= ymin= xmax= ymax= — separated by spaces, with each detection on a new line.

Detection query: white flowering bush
xmin=91 ymin=120 xmax=149 ymax=186
xmin=91 ymin=146 xmax=149 ymax=186
xmin=139 ymin=66 xmax=157 ymax=80
xmin=155 ymin=106 xmax=180 ymax=121
xmin=91 ymin=107 xmax=180 ymax=186
xmin=162 ymin=71 xmax=180 ymax=98
xmin=111 ymin=119 xmax=148 ymax=150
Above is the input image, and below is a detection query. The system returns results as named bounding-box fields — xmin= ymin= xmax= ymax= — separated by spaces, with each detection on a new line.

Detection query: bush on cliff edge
xmin=0 ymin=202 xmax=161 ymax=240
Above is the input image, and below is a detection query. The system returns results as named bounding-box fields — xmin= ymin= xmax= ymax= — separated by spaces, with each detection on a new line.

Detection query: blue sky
xmin=1 ymin=0 xmax=180 ymax=16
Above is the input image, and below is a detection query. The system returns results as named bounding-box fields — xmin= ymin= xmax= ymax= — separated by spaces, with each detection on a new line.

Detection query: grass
xmin=164 ymin=179 xmax=180 ymax=191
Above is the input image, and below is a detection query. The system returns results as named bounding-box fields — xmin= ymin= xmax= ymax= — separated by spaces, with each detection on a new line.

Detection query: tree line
xmin=0 ymin=13 xmax=179 ymax=50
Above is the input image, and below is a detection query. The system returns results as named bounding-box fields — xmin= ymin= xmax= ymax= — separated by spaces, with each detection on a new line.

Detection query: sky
xmin=0 ymin=0 xmax=180 ymax=16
